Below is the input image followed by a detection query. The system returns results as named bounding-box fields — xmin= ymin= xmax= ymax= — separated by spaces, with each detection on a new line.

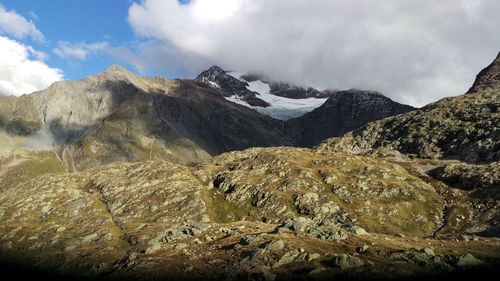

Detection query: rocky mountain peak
xmin=195 ymin=66 xmax=270 ymax=107
xmin=84 ymin=64 xmax=163 ymax=94
xmin=467 ymin=51 xmax=500 ymax=94
xmin=94 ymin=64 xmax=140 ymax=83
xmin=105 ymin=64 xmax=130 ymax=74
xmin=195 ymin=65 xmax=228 ymax=82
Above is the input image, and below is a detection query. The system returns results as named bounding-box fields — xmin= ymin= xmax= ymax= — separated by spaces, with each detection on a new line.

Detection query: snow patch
xmin=225 ymin=95 xmax=250 ymax=107
xmin=224 ymin=73 xmax=327 ymax=120
xmin=247 ymin=80 xmax=270 ymax=95
xmin=207 ymin=81 xmax=220 ymax=89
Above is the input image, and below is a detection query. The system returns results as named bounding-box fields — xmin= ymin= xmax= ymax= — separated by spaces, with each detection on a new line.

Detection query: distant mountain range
xmin=196 ymin=65 xmax=413 ymax=121
xmin=0 ymin=64 xmax=413 ymax=170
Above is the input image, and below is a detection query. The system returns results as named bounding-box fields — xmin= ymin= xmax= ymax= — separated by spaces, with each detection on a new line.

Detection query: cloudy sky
xmin=0 ymin=0 xmax=499 ymax=106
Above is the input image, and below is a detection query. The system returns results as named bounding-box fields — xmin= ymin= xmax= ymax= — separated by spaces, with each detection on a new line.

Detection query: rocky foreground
xmin=0 ymin=146 xmax=499 ymax=280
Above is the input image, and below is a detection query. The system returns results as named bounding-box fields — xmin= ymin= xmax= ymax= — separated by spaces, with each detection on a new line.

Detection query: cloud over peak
xmin=128 ymin=0 xmax=500 ymax=107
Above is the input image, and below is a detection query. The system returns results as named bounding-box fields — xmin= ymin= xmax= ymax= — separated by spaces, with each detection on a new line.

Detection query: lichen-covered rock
xmin=428 ymin=162 xmax=500 ymax=192
xmin=207 ymin=147 xmax=445 ymax=237
xmin=456 ymin=254 xmax=485 ymax=268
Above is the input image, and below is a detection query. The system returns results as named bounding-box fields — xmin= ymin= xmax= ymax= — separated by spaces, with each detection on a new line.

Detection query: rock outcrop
xmin=0 ymin=147 xmax=499 ymax=280
xmin=468 ymin=51 xmax=500 ymax=94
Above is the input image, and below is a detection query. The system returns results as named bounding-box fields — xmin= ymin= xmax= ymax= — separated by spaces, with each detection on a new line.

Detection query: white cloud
xmin=53 ymin=41 xmax=110 ymax=60
xmin=0 ymin=5 xmax=44 ymax=41
xmin=128 ymin=0 xmax=500 ymax=107
xmin=0 ymin=36 xmax=63 ymax=96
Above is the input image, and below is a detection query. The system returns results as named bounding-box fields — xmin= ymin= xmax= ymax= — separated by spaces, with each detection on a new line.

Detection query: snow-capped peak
xmin=226 ymin=72 xmax=328 ymax=120
xmin=196 ymin=66 xmax=329 ymax=120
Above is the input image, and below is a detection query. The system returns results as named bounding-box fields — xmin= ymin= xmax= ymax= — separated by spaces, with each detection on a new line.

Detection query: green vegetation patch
xmin=204 ymin=188 xmax=254 ymax=223
xmin=0 ymin=151 xmax=64 ymax=190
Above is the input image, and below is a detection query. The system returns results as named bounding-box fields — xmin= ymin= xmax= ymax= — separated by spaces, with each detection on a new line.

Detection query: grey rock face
xmin=32 ymin=69 xmax=139 ymax=144
xmin=0 ymin=95 xmax=42 ymax=136
xmin=468 ymin=51 xmax=500 ymax=94
xmin=286 ymin=90 xmax=415 ymax=147
xmin=275 ymin=217 xmax=348 ymax=241
xmin=267 ymin=81 xmax=326 ymax=99
xmin=456 ymin=253 xmax=485 ymax=268
xmin=389 ymin=249 xmax=453 ymax=271
xmin=331 ymin=254 xmax=364 ymax=270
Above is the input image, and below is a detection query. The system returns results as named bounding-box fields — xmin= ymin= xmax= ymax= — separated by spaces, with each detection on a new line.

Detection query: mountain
xmin=0 ymin=65 xmax=291 ymax=171
xmin=197 ymin=65 xmax=414 ymax=142
xmin=196 ymin=66 xmax=332 ymax=120
xmin=0 ymin=64 xmax=416 ymax=172
xmin=1 ymin=56 xmax=500 ymax=280
xmin=318 ymin=53 xmax=500 ymax=164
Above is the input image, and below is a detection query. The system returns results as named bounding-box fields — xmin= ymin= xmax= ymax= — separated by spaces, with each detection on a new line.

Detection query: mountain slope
xmin=287 ymin=90 xmax=415 ymax=147
xmin=318 ymin=54 xmax=500 ymax=164
xmin=468 ymin=51 xmax=500 ymax=94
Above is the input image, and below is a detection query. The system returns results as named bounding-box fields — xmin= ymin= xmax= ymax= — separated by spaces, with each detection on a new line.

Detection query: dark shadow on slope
xmin=427 ymin=166 xmax=500 ymax=199
xmin=147 ymin=80 xmax=292 ymax=155
xmin=0 ymin=116 xmax=41 ymax=136
xmin=42 ymin=78 xmax=293 ymax=169
xmin=284 ymin=90 xmax=415 ymax=147
xmin=1 ymin=258 xmax=500 ymax=281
